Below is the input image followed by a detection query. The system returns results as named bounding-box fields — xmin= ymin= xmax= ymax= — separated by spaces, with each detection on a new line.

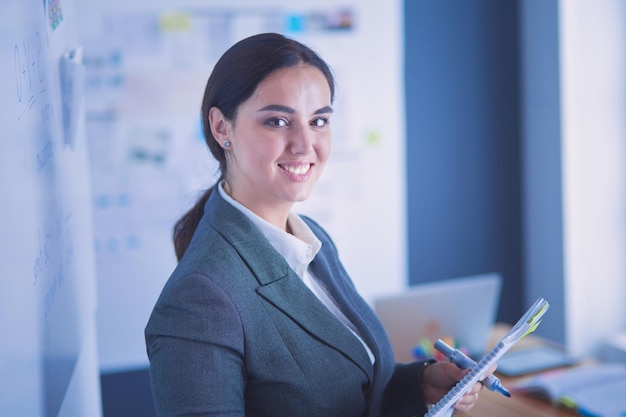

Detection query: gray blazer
xmin=145 ymin=189 xmax=429 ymax=417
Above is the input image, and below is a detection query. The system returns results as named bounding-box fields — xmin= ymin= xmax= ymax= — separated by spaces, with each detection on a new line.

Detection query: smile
xmin=280 ymin=163 xmax=311 ymax=176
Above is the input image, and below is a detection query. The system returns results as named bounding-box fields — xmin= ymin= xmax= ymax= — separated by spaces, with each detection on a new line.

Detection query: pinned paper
xmin=59 ymin=46 xmax=85 ymax=149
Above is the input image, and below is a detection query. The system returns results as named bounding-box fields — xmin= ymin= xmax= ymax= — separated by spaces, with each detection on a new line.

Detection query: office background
xmin=2 ymin=0 xmax=626 ymax=416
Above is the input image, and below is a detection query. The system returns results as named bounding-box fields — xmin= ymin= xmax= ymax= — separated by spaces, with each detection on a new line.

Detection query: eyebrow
xmin=257 ymin=104 xmax=334 ymax=115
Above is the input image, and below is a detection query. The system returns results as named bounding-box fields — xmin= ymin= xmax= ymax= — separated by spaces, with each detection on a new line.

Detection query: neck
xmin=221 ymin=181 xmax=292 ymax=232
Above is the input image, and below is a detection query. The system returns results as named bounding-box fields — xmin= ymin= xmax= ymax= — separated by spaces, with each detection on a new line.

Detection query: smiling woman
xmin=144 ymin=32 xmax=488 ymax=417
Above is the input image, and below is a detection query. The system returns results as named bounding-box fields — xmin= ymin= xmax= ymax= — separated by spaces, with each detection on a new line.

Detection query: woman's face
xmin=211 ymin=64 xmax=333 ymax=225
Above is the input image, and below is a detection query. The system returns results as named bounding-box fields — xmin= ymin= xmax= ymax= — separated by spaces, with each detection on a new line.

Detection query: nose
xmin=289 ymin=122 xmax=314 ymax=155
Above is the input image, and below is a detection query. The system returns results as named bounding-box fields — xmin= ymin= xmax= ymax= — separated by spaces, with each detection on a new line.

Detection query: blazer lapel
xmin=256 ymin=275 xmax=374 ymax=380
xmin=204 ymin=191 xmax=373 ymax=380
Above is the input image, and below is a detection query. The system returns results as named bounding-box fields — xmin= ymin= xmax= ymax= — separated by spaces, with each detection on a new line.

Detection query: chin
xmin=288 ymin=189 xmax=315 ymax=203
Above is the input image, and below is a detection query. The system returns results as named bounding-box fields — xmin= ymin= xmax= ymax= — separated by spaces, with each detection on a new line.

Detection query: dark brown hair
xmin=173 ymin=33 xmax=336 ymax=260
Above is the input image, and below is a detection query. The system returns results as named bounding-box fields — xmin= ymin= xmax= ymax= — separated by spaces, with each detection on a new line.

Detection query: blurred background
xmin=2 ymin=0 xmax=626 ymax=415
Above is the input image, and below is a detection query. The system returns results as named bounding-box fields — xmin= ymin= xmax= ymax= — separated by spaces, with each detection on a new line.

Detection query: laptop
xmin=373 ymin=272 xmax=502 ymax=363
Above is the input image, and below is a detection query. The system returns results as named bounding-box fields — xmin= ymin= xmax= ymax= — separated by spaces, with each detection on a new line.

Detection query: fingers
xmin=470 ymin=381 xmax=484 ymax=394
xmin=425 ymin=362 xmax=487 ymax=412
xmin=453 ymin=382 xmax=483 ymax=413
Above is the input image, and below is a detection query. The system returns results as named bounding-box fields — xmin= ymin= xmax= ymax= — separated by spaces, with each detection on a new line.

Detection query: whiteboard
xmin=0 ymin=0 xmax=101 ymax=415
xmin=76 ymin=0 xmax=406 ymax=372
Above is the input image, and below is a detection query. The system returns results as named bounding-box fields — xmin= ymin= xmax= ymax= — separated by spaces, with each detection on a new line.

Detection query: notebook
xmin=373 ymin=272 xmax=502 ymax=363
xmin=512 ymin=363 xmax=626 ymax=417
xmin=424 ymin=297 xmax=549 ymax=417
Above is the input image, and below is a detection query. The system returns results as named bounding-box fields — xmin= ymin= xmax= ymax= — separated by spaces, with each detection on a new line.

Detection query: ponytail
xmin=173 ymin=188 xmax=213 ymax=261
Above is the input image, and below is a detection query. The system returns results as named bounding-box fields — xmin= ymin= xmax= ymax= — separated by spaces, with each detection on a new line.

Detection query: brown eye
xmin=311 ymin=117 xmax=328 ymax=127
xmin=266 ymin=117 xmax=288 ymax=127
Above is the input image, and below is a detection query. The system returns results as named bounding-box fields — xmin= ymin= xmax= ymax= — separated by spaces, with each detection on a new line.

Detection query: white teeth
xmin=283 ymin=164 xmax=310 ymax=175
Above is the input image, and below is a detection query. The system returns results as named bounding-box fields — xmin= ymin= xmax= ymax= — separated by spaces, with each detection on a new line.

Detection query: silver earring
xmin=223 ymin=140 xmax=231 ymax=148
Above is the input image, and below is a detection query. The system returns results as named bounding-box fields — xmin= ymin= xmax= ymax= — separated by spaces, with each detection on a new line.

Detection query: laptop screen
xmin=373 ymin=272 xmax=502 ymax=363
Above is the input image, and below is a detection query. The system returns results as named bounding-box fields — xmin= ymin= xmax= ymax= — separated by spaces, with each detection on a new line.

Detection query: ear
xmin=208 ymin=107 xmax=232 ymax=148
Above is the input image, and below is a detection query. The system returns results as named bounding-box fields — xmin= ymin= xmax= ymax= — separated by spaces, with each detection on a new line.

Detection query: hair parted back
xmin=173 ymin=32 xmax=336 ymax=260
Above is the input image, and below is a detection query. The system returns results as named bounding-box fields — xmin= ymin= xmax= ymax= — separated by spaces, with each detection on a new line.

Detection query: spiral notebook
xmin=424 ymin=297 xmax=550 ymax=417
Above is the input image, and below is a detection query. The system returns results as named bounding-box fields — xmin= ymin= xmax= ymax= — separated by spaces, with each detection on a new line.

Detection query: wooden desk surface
xmin=464 ymin=380 xmax=578 ymax=417
xmin=463 ymin=324 xmax=579 ymax=417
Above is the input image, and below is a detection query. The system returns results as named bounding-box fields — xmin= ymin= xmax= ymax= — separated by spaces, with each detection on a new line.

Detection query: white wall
xmin=522 ymin=0 xmax=626 ymax=358
xmin=559 ymin=0 xmax=626 ymax=357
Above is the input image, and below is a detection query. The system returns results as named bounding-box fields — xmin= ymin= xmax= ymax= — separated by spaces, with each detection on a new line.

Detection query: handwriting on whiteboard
xmin=13 ymin=31 xmax=44 ymax=121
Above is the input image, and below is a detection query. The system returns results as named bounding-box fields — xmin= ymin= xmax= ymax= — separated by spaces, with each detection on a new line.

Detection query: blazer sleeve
xmin=381 ymin=361 xmax=433 ymax=417
xmin=145 ymin=271 xmax=246 ymax=417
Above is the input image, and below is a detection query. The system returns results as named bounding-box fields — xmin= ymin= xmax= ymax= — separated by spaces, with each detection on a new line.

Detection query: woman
xmin=145 ymin=32 xmax=485 ymax=416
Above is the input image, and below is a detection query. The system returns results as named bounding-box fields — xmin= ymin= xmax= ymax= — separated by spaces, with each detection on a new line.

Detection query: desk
xmin=465 ymin=379 xmax=577 ymax=417
xmin=464 ymin=324 xmax=579 ymax=417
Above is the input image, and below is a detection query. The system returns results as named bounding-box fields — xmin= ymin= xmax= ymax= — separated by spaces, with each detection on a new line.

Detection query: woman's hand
xmin=421 ymin=361 xmax=494 ymax=413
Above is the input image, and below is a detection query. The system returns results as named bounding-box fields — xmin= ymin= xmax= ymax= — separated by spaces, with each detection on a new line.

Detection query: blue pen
xmin=434 ymin=339 xmax=511 ymax=398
